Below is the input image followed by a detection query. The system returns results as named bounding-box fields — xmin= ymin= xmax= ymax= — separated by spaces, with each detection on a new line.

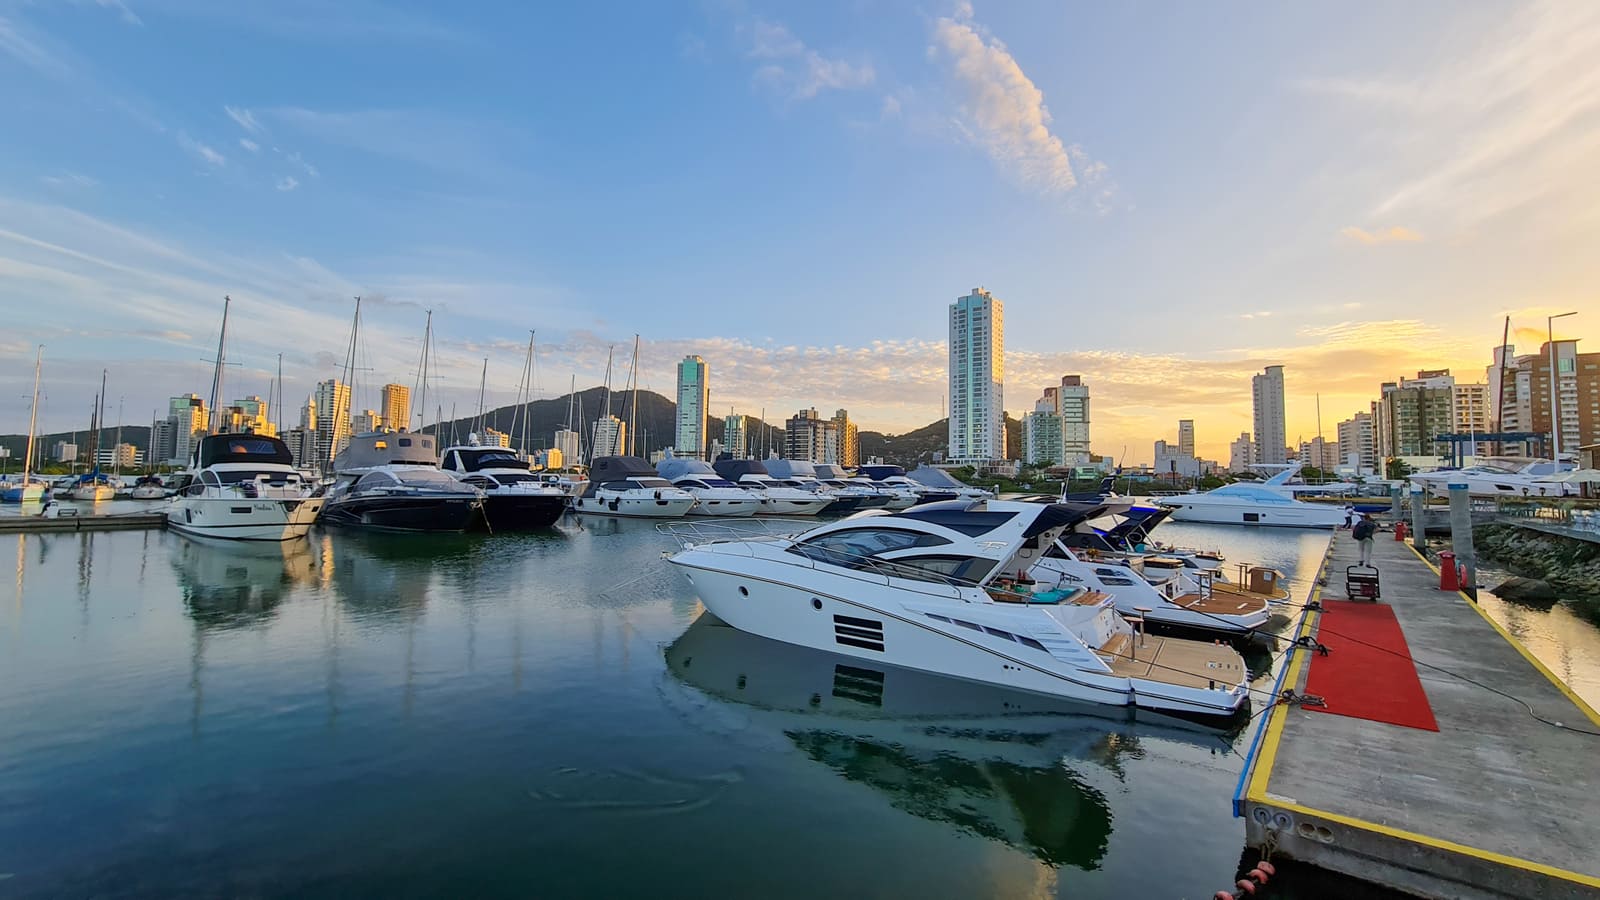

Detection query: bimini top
xmin=587 ymin=455 xmax=657 ymax=483
xmin=195 ymin=433 xmax=293 ymax=469
xmin=764 ymin=459 xmax=818 ymax=479
xmin=856 ymin=464 xmax=906 ymax=480
xmin=713 ymin=459 xmax=770 ymax=481
xmin=335 ymin=431 xmax=438 ymax=472
xmin=906 ymin=465 xmax=975 ymax=490
xmin=441 ymin=445 xmax=529 ymax=473
xmin=658 ymin=458 xmax=717 ymax=481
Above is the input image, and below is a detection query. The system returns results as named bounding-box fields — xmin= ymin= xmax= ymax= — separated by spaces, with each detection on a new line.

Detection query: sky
xmin=1 ymin=0 xmax=1596 ymax=463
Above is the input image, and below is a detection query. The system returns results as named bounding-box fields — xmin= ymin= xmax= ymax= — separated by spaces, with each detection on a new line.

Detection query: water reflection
xmin=666 ymin=615 xmax=1239 ymax=870
xmin=171 ymin=535 xmax=318 ymax=631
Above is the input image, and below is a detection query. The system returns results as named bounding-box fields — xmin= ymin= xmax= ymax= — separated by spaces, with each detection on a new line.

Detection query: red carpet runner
xmin=1303 ymin=600 xmax=1439 ymax=731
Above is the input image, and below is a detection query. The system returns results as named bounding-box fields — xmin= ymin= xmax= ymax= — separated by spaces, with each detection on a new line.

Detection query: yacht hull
xmin=1 ymin=484 xmax=46 ymax=503
xmin=479 ymin=492 xmax=567 ymax=530
xmin=1163 ymin=500 xmax=1342 ymax=528
xmin=130 ymin=486 xmax=167 ymax=500
xmin=71 ymin=484 xmax=116 ymax=502
xmin=670 ymin=557 xmax=1246 ymax=718
xmin=684 ymin=495 xmax=762 ymax=517
xmin=320 ymin=496 xmax=480 ymax=532
xmin=167 ymin=497 xmax=325 ymax=541
xmin=572 ymin=495 xmax=695 ymax=518
xmin=819 ymin=496 xmax=867 ymax=516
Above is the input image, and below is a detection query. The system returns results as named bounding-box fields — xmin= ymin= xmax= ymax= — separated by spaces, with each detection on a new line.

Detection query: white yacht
xmin=167 ymin=433 xmax=325 ymax=541
xmin=571 ymin=456 xmax=696 ymax=518
xmin=763 ymin=459 xmax=866 ymax=515
xmin=856 ymin=465 xmax=946 ymax=506
xmin=1407 ymin=459 xmax=1575 ymax=500
xmin=658 ymin=458 xmax=762 ymax=517
xmin=663 ymin=499 xmax=1250 ymax=718
xmin=813 ymin=464 xmax=894 ymax=510
xmin=439 ymin=439 xmax=568 ymax=530
xmin=712 ymin=460 xmax=832 ymax=516
xmin=1157 ymin=465 xmax=1343 ymax=528
xmin=130 ymin=475 xmax=168 ymax=500
xmin=904 ymin=464 xmax=993 ymax=501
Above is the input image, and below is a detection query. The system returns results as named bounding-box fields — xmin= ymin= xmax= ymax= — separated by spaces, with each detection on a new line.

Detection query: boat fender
xmin=609 ymin=498 xmax=620 ymax=511
xmin=655 ymin=490 xmax=661 ymax=500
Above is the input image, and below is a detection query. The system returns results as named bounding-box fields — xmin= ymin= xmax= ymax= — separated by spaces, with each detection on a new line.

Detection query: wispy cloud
xmin=0 ymin=14 xmax=73 ymax=78
xmin=1239 ymin=311 xmax=1274 ymax=320
xmin=40 ymin=172 xmax=98 ymax=188
xmin=930 ymin=5 xmax=1085 ymax=194
xmin=224 ymin=105 xmax=263 ymax=134
xmin=177 ymin=132 xmax=225 ymax=167
xmin=239 ymin=137 xmax=259 ymax=152
xmin=265 ymin=106 xmax=523 ymax=179
xmin=1340 ymin=225 xmax=1424 ymax=244
xmin=93 ymin=0 xmax=143 ymax=26
xmin=285 ymin=150 xmax=318 ymax=177
xmin=739 ymin=19 xmax=874 ymax=100
xmin=275 ymin=176 xmax=299 ymax=192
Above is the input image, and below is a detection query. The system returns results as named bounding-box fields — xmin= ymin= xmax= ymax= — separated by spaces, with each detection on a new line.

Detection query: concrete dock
xmin=1235 ymin=529 xmax=1600 ymax=899
xmin=0 ymin=512 xmax=166 ymax=533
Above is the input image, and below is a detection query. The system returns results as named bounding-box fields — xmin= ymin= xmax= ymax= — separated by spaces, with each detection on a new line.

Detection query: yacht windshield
xmin=392 ymin=469 xmax=459 ymax=486
xmin=217 ymin=470 xmax=297 ymax=484
xmin=631 ymin=478 xmax=673 ymax=489
xmin=698 ymin=478 xmax=737 ymax=488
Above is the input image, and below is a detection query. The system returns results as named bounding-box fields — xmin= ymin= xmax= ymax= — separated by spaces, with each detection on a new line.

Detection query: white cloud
xmin=94 ymin=0 xmax=143 ymax=26
xmin=930 ymin=7 xmax=1084 ymax=194
xmin=40 ymin=172 xmax=98 ymax=188
xmin=286 ymin=150 xmax=318 ymax=177
xmin=0 ymin=14 xmax=73 ymax=77
xmin=177 ymin=132 xmax=225 ymax=167
xmin=275 ymin=176 xmax=299 ymax=192
xmin=224 ymin=104 xmax=263 ymax=134
xmin=1340 ymin=225 xmax=1423 ymax=244
xmin=239 ymin=137 xmax=260 ymax=152
xmin=740 ymin=19 xmax=874 ymax=100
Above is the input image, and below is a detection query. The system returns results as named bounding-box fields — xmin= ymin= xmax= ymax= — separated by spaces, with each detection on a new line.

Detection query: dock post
xmin=1447 ymin=482 xmax=1477 ymax=598
xmin=1390 ymin=485 xmax=1402 ymax=518
xmin=1409 ymin=488 xmax=1427 ymax=552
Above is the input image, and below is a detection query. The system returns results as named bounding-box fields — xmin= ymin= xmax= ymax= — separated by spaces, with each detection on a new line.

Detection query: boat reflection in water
xmin=665 ymin=616 xmax=1243 ymax=870
xmin=171 ymin=533 xmax=318 ymax=630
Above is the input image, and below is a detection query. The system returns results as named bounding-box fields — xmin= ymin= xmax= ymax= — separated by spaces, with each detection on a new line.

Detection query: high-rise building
xmin=1336 ymin=412 xmax=1375 ymax=473
xmin=947 ymin=287 xmax=1005 ymax=463
xmin=554 ymin=428 xmax=581 ymax=464
xmin=675 ymin=356 xmax=709 ymax=460
xmin=592 ymin=415 xmax=626 ymax=459
xmin=784 ymin=408 xmax=832 ymax=463
xmin=1453 ymin=382 xmax=1489 ymax=436
xmin=482 ymin=427 xmax=511 ymax=448
xmin=1494 ymin=341 xmax=1599 ymax=456
xmin=282 ymin=427 xmax=318 ymax=469
xmin=352 ymin=409 xmax=383 ymax=434
xmin=96 ymin=443 xmax=141 ymax=468
xmin=1021 ymin=386 xmax=1062 ymax=466
xmin=1057 ymin=376 xmax=1091 ymax=464
xmin=313 ymin=379 xmax=352 ymax=467
xmin=1375 ymin=370 xmax=1456 ymax=458
xmin=381 ymin=384 xmax=411 ymax=432
xmin=1251 ymin=366 xmax=1286 ymax=464
xmin=1228 ymin=432 xmax=1253 ymax=472
xmin=1177 ymin=419 xmax=1195 ymax=458
xmin=53 ymin=440 xmax=79 ymax=463
xmin=1297 ymin=436 xmax=1340 ymax=471
xmin=723 ymin=414 xmax=748 ymax=459
xmin=168 ymin=393 xmax=208 ymax=465
xmin=831 ymin=409 xmax=859 ymax=467
xmin=230 ymin=396 xmax=274 ymax=436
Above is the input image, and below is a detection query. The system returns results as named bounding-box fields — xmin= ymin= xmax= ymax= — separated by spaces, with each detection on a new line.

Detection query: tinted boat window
xmin=787 ymin=528 xmax=951 ymax=568
xmin=893 ymin=509 xmax=1018 ymax=536
xmin=867 ymin=554 xmax=995 ymax=585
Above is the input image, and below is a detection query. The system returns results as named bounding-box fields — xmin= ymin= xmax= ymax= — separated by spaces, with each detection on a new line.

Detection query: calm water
xmin=0 ymin=516 xmax=1584 ymax=898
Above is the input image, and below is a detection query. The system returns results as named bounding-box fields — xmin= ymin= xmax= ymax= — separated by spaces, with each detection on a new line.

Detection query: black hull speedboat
xmin=479 ymin=493 xmax=567 ymax=531
xmin=320 ymin=495 xmax=481 ymax=533
xmin=820 ymin=496 xmax=868 ymax=516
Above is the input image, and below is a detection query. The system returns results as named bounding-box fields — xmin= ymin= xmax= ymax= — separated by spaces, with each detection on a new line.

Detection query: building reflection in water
xmin=665 ymin=615 xmax=1241 ymax=871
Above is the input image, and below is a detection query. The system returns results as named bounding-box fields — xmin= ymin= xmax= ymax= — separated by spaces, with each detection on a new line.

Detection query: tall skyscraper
xmin=831 ymin=409 xmax=859 ymax=467
xmin=168 ymin=393 xmax=208 ymax=465
xmin=1251 ymin=366 xmax=1286 ymax=464
xmin=381 ymin=383 xmax=411 ymax=432
xmin=553 ymin=428 xmax=581 ymax=464
xmin=1021 ymin=410 xmax=1062 ymax=466
xmin=1375 ymin=370 xmax=1455 ymax=458
xmin=592 ymin=415 xmax=626 ymax=459
xmin=1453 ymin=382 xmax=1489 ymax=435
xmin=231 ymin=396 xmax=274 ymax=436
xmin=1177 ymin=419 xmax=1195 ymax=458
xmin=1058 ymin=376 xmax=1091 ymax=464
xmin=675 ymin=356 xmax=709 ymax=459
xmin=948 ymin=288 xmax=1005 ymax=463
xmin=1494 ymin=341 xmax=1598 ymax=455
xmin=784 ymin=408 xmax=831 ymax=462
xmin=313 ymin=379 xmax=352 ymax=467
xmin=723 ymin=414 xmax=748 ymax=459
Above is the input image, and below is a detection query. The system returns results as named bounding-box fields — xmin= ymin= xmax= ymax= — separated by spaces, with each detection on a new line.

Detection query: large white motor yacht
xmin=712 ymin=460 xmax=832 ymax=516
xmin=663 ymin=499 xmax=1250 ymax=718
xmin=167 ymin=433 xmax=325 ymax=540
xmin=1158 ymin=465 xmax=1343 ymax=528
xmin=658 ymin=458 xmax=762 ymax=517
xmin=1407 ymin=458 xmax=1575 ymax=500
xmin=571 ymin=456 xmax=696 ymax=518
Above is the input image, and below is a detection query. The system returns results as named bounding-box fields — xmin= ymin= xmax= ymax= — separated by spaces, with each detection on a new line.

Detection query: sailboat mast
xmin=414 ymin=310 xmax=433 ymax=434
xmin=329 ymin=296 xmax=361 ymax=474
xmin=274 ymin=352 xmax=284 ymax=436
xmin=627 ymin=334 xmax=640 ymax=458
xmin=474 ymin=358 xmax=488 ymax=440
xmin=519 ymin=331 xmax=536 ymax=456
xmin=598 ymin=346 xmax=614 ymax=456
xmin=114 ymin=396 xmax=124 ymax=475
xmin=207 ymin=296 xmax=231 ymax=433
xmin=22 ymin=346 xmax=41 ymax=486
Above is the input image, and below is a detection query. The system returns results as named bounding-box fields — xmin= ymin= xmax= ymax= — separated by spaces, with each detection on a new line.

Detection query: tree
xmin=1385 ymin=457 xmax=1412 ymax=480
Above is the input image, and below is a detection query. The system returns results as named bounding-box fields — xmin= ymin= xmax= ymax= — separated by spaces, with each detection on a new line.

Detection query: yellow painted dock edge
xmin=1240 ymin=534 xmax=1600 ymax=890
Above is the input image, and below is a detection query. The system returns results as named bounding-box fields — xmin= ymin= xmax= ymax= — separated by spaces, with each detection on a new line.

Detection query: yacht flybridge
xmin=662 ymin=499 xmax=1250 ymax=718
xmin=1157 ymin=465 xmax=1343 ymax=528
xmin=440 ymin=440 xmax=567 ymax=530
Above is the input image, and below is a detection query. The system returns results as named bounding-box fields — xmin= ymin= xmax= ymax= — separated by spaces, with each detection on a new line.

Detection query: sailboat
xmin=1 ymin=345 xmax=48 ymax=504
xmin=71 ymin=370 xmax=117 ymax=502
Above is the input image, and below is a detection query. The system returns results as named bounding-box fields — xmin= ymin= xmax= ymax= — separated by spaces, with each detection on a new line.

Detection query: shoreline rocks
xmin=1474 ymin=523 xmax=1600 ymax=603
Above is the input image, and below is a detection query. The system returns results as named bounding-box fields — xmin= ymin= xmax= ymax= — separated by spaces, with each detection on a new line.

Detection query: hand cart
xmin=1345 ymin=565 xmax=1380 ymax=601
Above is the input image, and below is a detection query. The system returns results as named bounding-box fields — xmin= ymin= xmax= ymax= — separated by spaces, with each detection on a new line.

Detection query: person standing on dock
xmin=1353 ymin=513 xmax=1377 ymax=567
xmin=1342 ymin=505 xmax=1356 ymax=530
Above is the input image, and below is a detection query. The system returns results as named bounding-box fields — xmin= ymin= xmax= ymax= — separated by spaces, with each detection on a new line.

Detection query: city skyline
xmin=2 ymin=2 xmax=1597 ymax=462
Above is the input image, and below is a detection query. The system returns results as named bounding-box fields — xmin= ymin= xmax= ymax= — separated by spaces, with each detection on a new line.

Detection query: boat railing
xmin=655 ymin=517 xmax=805 ymax=548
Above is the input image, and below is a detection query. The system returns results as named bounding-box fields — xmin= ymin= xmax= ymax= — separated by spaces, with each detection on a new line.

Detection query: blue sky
xmin=2 ymin=0 xmax=1596 ymax=460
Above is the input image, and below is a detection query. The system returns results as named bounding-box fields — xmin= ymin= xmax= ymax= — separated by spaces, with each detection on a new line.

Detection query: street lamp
xmin=1547 ymin=311 xmax=1578 ymax=461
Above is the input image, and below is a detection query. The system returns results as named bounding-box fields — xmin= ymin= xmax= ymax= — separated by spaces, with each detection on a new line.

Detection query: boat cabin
xmin=334 ymin=431 xmax=439 ymax=473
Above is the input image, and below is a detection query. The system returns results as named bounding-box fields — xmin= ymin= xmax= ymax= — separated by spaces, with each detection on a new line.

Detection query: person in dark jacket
xmin=1353 ymin=514 xmax=1377 ymax=566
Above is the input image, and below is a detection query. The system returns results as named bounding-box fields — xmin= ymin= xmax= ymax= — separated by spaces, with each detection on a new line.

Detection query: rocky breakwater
xmin=1474 ymin=523 xmax=1600 ymax=606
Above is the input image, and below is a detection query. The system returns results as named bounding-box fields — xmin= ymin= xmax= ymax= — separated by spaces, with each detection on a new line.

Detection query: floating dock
xmin=0 ymin=512 xmax=167 ymax=533
xmin=1235 ymin=529 xmax=1600 ymax=899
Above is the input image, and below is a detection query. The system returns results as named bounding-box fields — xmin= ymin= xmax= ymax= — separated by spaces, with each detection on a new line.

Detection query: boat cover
xmin=197 ymin=433 xmax=293 ymax=468
xmin=658 ymin=458 xmax=717 ymax=481
xmin=335 ymin=431 xmax=438 ymax=471
xmin=584 ymin=455 xmax=657 ymax=496
xmin=764 ymin=459 xmax=818 ymax=479
xmin=856 ymin=464 xmax=906 ymax=480
xmin=906 ymin=465 xmax=976 ymax=490
xmin=713 ymin=459 xmax=770 ymax=481
xmin=443 ymin=446 xmax=528 ymax=472
xmin=812 ymin=464 xmax=851 ymax=480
